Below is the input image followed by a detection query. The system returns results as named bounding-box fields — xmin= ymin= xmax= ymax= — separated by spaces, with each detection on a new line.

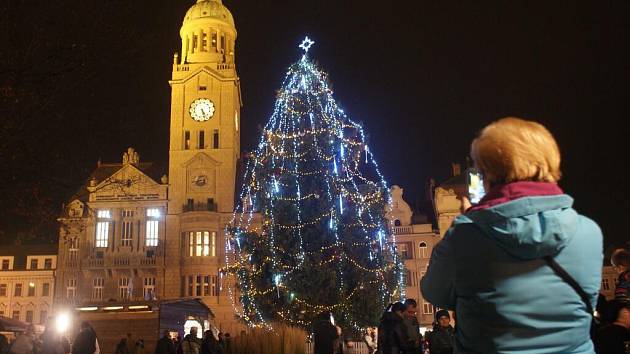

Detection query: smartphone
xmin=467 ymin=168 xmax=486 ymax=204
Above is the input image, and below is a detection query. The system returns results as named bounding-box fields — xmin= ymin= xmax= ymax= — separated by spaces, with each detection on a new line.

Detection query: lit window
xmin=27 ymin=283 xmax=35 ymax=296
xmin=397 ymin=243 xmax=411 ymax=259
xmin=96 ymin=221 xmax=109 ymax=247
xmin=92 ymin=277 xmax=104 ymax=300
xmin=146 ymin=208 xmax=160 ymax=218
xmin=423 ymin=302 xmax=434 ymax=315
xmin=143 ymin=277 xmax=156 ymax=300
xmin=201 ymin=31 xmax=207 ymax=51
xmin=184 ymin=131 xmax=191 ymax=150
xmin=14 ymin=283 xmax=22 ymax=297
xmin=67 ymin=278 xmax=76 ymax=299
xmin=602 ymin=278 xmax=610 ymax=291
xmin=211 ymin=275 xmax=219 ymax=296
xmin=188 ymin=231 xmax=216 ymax=257
xmin=97 ymin=210 xmax=111 ymax=218
xmin=196 ymin=275 xmax=202 ymax=296
xmin=42 ymin=283 xmax=50 ymax=297
xmin=145 ymin=209 xmax=159 ymax=247
xmin=404 ymin=269 xmax=411 ymax=286
xmin=69 ymin=238 xmax=79 ymax=264
xmin=118 ymin=277 xmax=129 ymax=300
xmin=203 ymin=276 xmax=210 ymax=296
xmin=122 ymin=221 xmax=133 ymax=247
xmin=44 ymin=258 xmax=52 ymax=269
xmin=419 ymin=242 xmax=429 ymax=258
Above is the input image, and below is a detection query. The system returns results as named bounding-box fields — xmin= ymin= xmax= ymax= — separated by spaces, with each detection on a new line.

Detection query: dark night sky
xmin=1 ymin=1 xmax=628 ymax=248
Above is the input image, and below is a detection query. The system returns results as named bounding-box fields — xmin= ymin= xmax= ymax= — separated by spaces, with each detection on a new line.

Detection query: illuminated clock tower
xmin=164 ymin=0 xmax=242 ymax=333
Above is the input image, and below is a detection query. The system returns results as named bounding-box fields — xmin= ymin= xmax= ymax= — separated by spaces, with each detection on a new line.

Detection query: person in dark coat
xmin=156 ymin=331 xmax=176 ymax=354
xmin=594 ymin=299 xmax=630 ymax=354
xmin=0 ymin=334 xmax=9 ymax=354
xmin=313 ymin=312 xmax=338 ymax=354
xmin=403 ymin=299 xmax=423 ymax=354
xmin=377 ymin=302 xmax=410 ymax=354
xmin=72 ymin=321 xmax=97 ymax=354
xmin=428 ymin=310 xmax=453 ymax=354
xmin=200 ymin=330 xmax=218 ymax=354
xmin=115 ymin=339 xmax=130 ymax=354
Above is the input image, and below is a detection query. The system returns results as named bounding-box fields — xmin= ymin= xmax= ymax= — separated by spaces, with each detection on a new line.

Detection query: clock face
xmin=189 ymin=98 xmax=215 ymax=122
xmin=192 ymin=175 xmax=208 ymax=187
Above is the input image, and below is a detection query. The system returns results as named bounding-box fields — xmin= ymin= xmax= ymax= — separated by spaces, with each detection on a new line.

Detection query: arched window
xmin=419 ymin=242 xmax=428 ymax=258
xmin=394 ymin=219 xmax=402 ymax=227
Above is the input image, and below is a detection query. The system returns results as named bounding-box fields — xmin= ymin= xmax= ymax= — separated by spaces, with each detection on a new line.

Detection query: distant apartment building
xmin=385 ymin=185 xmax=441 ymax=328
xmin=0 ymin=245 xmax=57 ymax=324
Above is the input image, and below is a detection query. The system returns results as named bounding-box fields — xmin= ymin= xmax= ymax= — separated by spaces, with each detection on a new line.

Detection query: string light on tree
xmin=225 ymin=37 xmax=404 ymax=331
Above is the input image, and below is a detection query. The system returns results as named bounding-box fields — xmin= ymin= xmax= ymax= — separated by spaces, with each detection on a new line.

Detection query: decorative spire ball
xmin=225 ymin=37 xmax=404 ymax=331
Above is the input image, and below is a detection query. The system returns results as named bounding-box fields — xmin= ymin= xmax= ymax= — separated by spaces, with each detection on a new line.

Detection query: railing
xmin=392 ymin=225 xmax=413 ymax=235
xmin=306 ymin=342 xmax=369 ymax=354
xmin=140 ymin=257 xmax=156 ymax=266
xmin=113 ymin=258 xmax=130 ymax=266
xmin=183 ymin=202 xmax=218 ymax=212
xmin=88 ymin=258 xmax=104 ymax=267
xmin=217 ymin=63 xmax=234 ymax=70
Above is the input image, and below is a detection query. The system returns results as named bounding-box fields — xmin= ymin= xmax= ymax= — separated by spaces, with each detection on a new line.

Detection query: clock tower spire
xmin=167 ymin=0 xmax=240 ymax=214
xmin=163 ymin=1 xmax=242 ymax=333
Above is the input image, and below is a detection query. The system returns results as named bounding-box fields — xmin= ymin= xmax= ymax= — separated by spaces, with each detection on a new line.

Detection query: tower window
xmin=184 ymin=131 xmax=191 ymax=150
xmin=201 ymin=31 xmax=207 ymax=51
xmin=213 ymin=129 xmax=219 ymax=149
xmin=192 ymin=34 xmax=198 ymax=53
xmin=220 ymin=35 xmax=225 ymax=53
xmin=212 ymin=33 xmax=217 ymax=49
xmin=198 ymin=131 xmax=205 ymax=149
xmin=199 ymin=86 xmax=207 ymax=91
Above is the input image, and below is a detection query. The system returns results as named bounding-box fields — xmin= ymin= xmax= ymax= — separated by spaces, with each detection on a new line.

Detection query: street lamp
xmin=55 ymin=312 xmax=70 ymax=333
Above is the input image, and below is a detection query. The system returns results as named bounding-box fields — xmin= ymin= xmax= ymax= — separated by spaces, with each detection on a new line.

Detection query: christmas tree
xmin=225 ymin=38 xmax=404 ymax=331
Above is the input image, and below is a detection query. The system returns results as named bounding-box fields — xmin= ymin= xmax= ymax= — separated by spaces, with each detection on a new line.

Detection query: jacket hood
xmin=454 ymin=195 xmax=578 ymax=260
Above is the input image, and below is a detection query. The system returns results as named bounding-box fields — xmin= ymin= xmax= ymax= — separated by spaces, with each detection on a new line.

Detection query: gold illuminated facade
xmin=55 ymin=0 xmax=244 ymax=334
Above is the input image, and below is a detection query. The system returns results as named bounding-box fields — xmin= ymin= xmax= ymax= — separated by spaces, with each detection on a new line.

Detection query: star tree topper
xmin=299 ymin=36 xmax=315 ymax=54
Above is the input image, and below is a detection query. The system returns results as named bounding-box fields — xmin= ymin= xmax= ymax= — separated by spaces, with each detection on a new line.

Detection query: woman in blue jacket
xmin=421 ymin=117 xmax=603 ymax=354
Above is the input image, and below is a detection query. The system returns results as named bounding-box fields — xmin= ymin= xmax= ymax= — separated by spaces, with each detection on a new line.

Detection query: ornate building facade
xmin=55 ymin=0 xmax=243 ymax=334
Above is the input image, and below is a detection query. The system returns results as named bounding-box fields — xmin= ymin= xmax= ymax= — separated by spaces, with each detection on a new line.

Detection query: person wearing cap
xmin=427 ymin=310 xmax=453 ymax=354
xmin=421 ymin=118 xmax=603 ymax=353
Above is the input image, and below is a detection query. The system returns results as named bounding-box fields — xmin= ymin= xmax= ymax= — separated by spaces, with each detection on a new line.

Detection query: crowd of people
xmin=312 ymin=298 xmax=455 ymax=354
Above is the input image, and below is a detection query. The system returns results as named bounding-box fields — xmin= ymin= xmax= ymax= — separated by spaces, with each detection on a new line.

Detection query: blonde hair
xmin=471 ymin=117 xmax=561 ymax=186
